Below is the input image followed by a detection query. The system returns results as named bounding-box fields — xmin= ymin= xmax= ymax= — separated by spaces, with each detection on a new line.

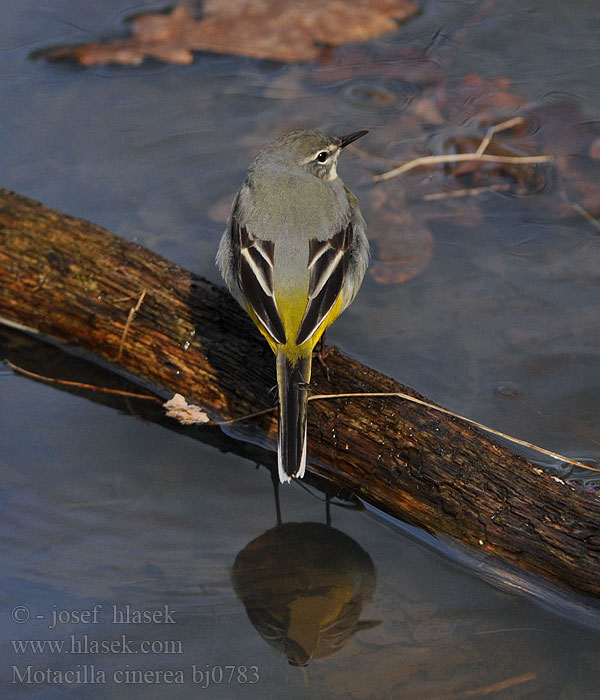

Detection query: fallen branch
xmin=0 ymin=187 xmax=599 ymax=597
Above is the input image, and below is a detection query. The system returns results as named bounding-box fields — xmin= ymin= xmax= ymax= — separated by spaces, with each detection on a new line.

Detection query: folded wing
xmin=296 ymin=223 xmax=352 ymax=346
xmin=233 ymin=217 xmax=287 ymax=345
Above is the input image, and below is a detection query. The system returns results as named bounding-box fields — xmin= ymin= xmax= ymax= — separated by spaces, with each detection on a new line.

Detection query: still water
xmin=1 ymin=0 xmax=599 ymax=697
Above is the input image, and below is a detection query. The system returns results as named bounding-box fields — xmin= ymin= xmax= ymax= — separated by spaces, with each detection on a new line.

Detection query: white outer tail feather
xmin=277 ymin=424 xmax=307 ymax=484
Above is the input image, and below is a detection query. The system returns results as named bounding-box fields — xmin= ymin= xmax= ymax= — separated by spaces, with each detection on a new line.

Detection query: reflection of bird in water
xmin=232 ymin=522 xmax=380 ymax=667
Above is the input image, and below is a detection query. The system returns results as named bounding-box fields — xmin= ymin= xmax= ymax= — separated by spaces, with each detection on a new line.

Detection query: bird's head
xmin=256 ymin=129 xmax=368 ymax=182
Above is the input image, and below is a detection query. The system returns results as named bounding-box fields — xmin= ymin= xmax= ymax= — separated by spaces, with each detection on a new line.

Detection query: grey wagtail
xmin=217 ymin=129 xmax=369 ymax=483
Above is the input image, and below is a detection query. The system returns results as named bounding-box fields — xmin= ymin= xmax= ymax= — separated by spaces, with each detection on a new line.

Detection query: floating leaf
xmin=48 ymin=1 xmax=420 ymax=66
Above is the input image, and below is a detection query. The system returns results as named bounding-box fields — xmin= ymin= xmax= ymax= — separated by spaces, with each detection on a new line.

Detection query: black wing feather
xmin=296 ymin=223 xmax=352 ymax=346
xmin=233 ymin=219 xmax=286 ymax=344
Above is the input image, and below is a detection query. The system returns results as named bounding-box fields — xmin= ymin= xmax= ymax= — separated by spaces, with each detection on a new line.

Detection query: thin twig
xmin=462 ymin=672 xmax=536 ymax=697
xmin=373 ymin=152 xmax=553 ymax=182
xmin=8 ymin=359 xmax=597 ymax=475
xmin=212 ymin=406 xmax=275 ymax=425
xmin=113 ymin=293 xmax=144 ymax=304
xmin=117 ymin=289 xmax=146 ymax=361
xmin=570 ymin=201 xmax=600 ymax=233
xmin=373 ymin=116 xmax=553 ymax=182
xmin=169 ymin=387 xmax=600 ymax=474
xmin=476 ymin=116 xmax=525 ymax=156
xmin=423 ymin=184 xmax=511 ymax=201
xmin=5 ymin=359 xmax=162 ymax=402
xmin=307 ymin=391 xmax=600 ymax=474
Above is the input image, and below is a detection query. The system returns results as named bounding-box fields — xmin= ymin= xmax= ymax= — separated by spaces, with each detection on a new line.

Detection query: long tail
xmin=276 ymin=352 xmax=311 ymax=483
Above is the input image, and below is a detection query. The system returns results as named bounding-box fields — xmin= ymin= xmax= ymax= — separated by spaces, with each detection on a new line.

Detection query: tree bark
xmin=1 ymin=187 xmax=598 ymax=598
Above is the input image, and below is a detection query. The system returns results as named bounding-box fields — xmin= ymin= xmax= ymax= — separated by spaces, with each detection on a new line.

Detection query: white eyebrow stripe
xmin=310 ymin=249 xmax=344 ymax=299
xmin=241 ymin=247 xmax=273 ymax=297
xmin=301 ymin=145 xmax=337 ymax=164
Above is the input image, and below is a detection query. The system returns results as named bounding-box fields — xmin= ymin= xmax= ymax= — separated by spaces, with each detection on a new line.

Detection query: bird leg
xmin=313 ymin=332 xmax=332 ymax=379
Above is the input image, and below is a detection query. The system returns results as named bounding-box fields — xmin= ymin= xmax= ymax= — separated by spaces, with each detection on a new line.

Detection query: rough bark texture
xmin=1 ymin=187 xmax=599 ymax=597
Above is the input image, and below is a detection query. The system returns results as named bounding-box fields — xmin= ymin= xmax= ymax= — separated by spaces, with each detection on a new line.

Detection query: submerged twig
xmin=475 ymin=116 xmax=525 ymax=156
xmin=462 ymin=672 xmax=537 ymax=698
xmin=6 ymin=359 xmax=162 ymax=402
xmin=423 ymin=183 xmax=511 ymax=201
xmin=374 ymin=152 xmax=553 ymax=182
xmin=373 ymin=117 xmax=553 ymax=182
xmin=570 ymin=201 xmax=600 ymax=234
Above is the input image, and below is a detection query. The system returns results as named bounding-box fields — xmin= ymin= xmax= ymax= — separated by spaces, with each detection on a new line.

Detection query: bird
xmin=217 ymin=129 xmax=369 ymax=483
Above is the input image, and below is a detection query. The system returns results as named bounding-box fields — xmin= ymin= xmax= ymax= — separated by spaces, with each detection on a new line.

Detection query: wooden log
xmin=0 ymin=187 xmax=598 ymax=597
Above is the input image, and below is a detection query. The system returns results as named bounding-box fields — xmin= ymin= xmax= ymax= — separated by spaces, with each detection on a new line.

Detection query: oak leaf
xmin=49 ymin=1 xmax=420 ymax=66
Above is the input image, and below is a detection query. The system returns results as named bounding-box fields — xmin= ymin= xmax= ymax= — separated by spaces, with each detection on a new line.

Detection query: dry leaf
xmin=164 ymin=393 xmax=210 ymax=424
xmin=49 ymin=0 xmax=420 ymax=66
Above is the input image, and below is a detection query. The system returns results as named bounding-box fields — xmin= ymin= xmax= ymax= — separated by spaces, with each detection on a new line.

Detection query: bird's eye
xmin=316 ymin=151 xmax=329 ymax=163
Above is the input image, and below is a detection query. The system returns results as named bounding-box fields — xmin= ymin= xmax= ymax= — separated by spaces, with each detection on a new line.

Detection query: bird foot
xmin=313 ymin=334 xmax=332 ymax=380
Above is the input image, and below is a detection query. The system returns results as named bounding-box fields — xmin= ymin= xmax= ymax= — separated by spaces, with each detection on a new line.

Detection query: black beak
xmin=339 ymin=130 xmax=368 ymax=149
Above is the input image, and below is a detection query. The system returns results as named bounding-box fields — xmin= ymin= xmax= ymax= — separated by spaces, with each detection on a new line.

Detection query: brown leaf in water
xmin=312 ymin=45 xmax=444 ymax=87
xmin=531 ymin=101 xmax=600 ymax=216
xmin=367 ymin=185 xmax=434 ymax=285
xmin=435 ymin=75 xmax=526 ymax=124
xmin=48 ymin=1 xmax=420 ymax=66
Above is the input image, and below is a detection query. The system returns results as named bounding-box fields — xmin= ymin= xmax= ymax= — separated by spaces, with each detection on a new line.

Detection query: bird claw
xmin=294 ymin=381 xmax=311 ymax=392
